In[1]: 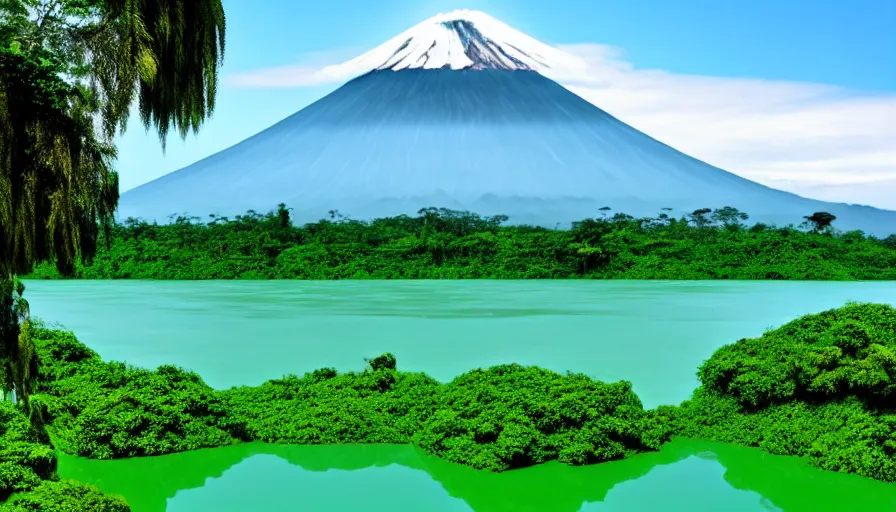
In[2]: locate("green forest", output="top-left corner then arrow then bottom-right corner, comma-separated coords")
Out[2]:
25,206 -> 896,280
3,303 -> 895,510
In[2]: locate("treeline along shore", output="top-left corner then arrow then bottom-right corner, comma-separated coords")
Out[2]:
2,303 -> 895,510
24,205 -> 896,280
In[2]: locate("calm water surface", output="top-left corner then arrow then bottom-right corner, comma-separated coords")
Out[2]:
56,438 -> 896,512
23,280 -> 896,407
29,280 -> 896,511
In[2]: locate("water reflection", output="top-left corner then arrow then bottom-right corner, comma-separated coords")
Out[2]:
56,438 -> 896,512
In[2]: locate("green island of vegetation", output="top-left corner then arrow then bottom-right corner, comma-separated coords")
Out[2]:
2,302 -> 894,510
22,206 -> 896,281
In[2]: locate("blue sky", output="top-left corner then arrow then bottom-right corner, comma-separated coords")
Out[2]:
115,0 -> 896,206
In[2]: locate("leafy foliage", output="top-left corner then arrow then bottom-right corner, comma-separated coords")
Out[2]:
31,327 -> 238,459
27,206 -> 896,280
0,480 -> 129,512
415,365 -> 676,471
0,352 -> 127,510
0,400 -> 53,501
28,325 -> 668,472
698,303 -> 896,407
679,303 -> 896,483
222,362 -> 441,446
0,279 -> 36,410
0,44 -> 119,278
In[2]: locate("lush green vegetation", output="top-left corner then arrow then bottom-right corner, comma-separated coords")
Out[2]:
1,302 -> 894,509
30,326 -> 673,471
25,206 -> 896,280
678,302 -> 896,482
0,400 -> 128,511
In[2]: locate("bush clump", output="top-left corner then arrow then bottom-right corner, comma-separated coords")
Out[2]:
0,480 -> 130,512
0,401 -> 55,501
221,358 -> 442,445
414,365 -> 677,471
698,302 -> 896,407
32,327 -> 240,459
25,328 -> 675,471
679,302 -> 896,482
0,400 -> 129,510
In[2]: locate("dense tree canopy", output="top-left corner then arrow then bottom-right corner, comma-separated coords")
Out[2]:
27,205 -> 896,280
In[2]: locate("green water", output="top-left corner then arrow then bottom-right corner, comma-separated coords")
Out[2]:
23,280 -> 896,407
56,438 -> 896,512
26,280 -> 896,510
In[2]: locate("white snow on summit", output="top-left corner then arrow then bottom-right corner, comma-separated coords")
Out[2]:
319,10 -> 587,77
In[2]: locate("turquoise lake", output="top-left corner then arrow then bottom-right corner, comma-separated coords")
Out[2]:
18,280 -> 896,511
23,280 -> 896,407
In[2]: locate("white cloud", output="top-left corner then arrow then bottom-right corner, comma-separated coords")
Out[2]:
224,42 -> 896,208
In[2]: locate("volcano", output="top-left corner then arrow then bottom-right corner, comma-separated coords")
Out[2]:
118,10 -> 896,235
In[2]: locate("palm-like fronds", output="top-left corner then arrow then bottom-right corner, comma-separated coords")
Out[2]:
83,0 -> 227,145
0,47 -> 119,278
0,0 -> 226,405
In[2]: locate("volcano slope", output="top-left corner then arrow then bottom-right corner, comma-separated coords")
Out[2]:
118,20 -> 896,236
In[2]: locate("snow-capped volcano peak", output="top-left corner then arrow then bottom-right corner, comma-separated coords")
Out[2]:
319,10 -> 587,77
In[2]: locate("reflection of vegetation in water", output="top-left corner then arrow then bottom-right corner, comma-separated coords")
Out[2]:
3,303 -> 896,510
25,206 -> 896,281
696,438 -> 896,512
55,438 -> 896,512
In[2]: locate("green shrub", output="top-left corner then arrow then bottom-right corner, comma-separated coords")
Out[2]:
0,402 -> 55,501
222,364 -> 441,445
33,328 -> 239,459
1,480 -> 129,512
414,365 -> 677,471
682,303 -> 896,482
698,302 -> 896,407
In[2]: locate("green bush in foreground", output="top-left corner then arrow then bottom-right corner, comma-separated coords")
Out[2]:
33,330 -> 238,459
415,365 -> 676,471
221,365 -> 442,445
0,401 -> 55,501
0,400 -> 128,510
0,480 -> 129,512
2,302 -> 896,509
679,302 -> 896,482
31,326 -> 668,468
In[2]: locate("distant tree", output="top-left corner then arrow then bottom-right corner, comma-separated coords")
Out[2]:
801,212 -> 837,233
599,206 -> 612,219
688,208 -> 713,228
486,214 -> 509,230
276,203 -> 292,228
711,206 -> 749,228
610,213 -> 634,223
653,212 -> 671,227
